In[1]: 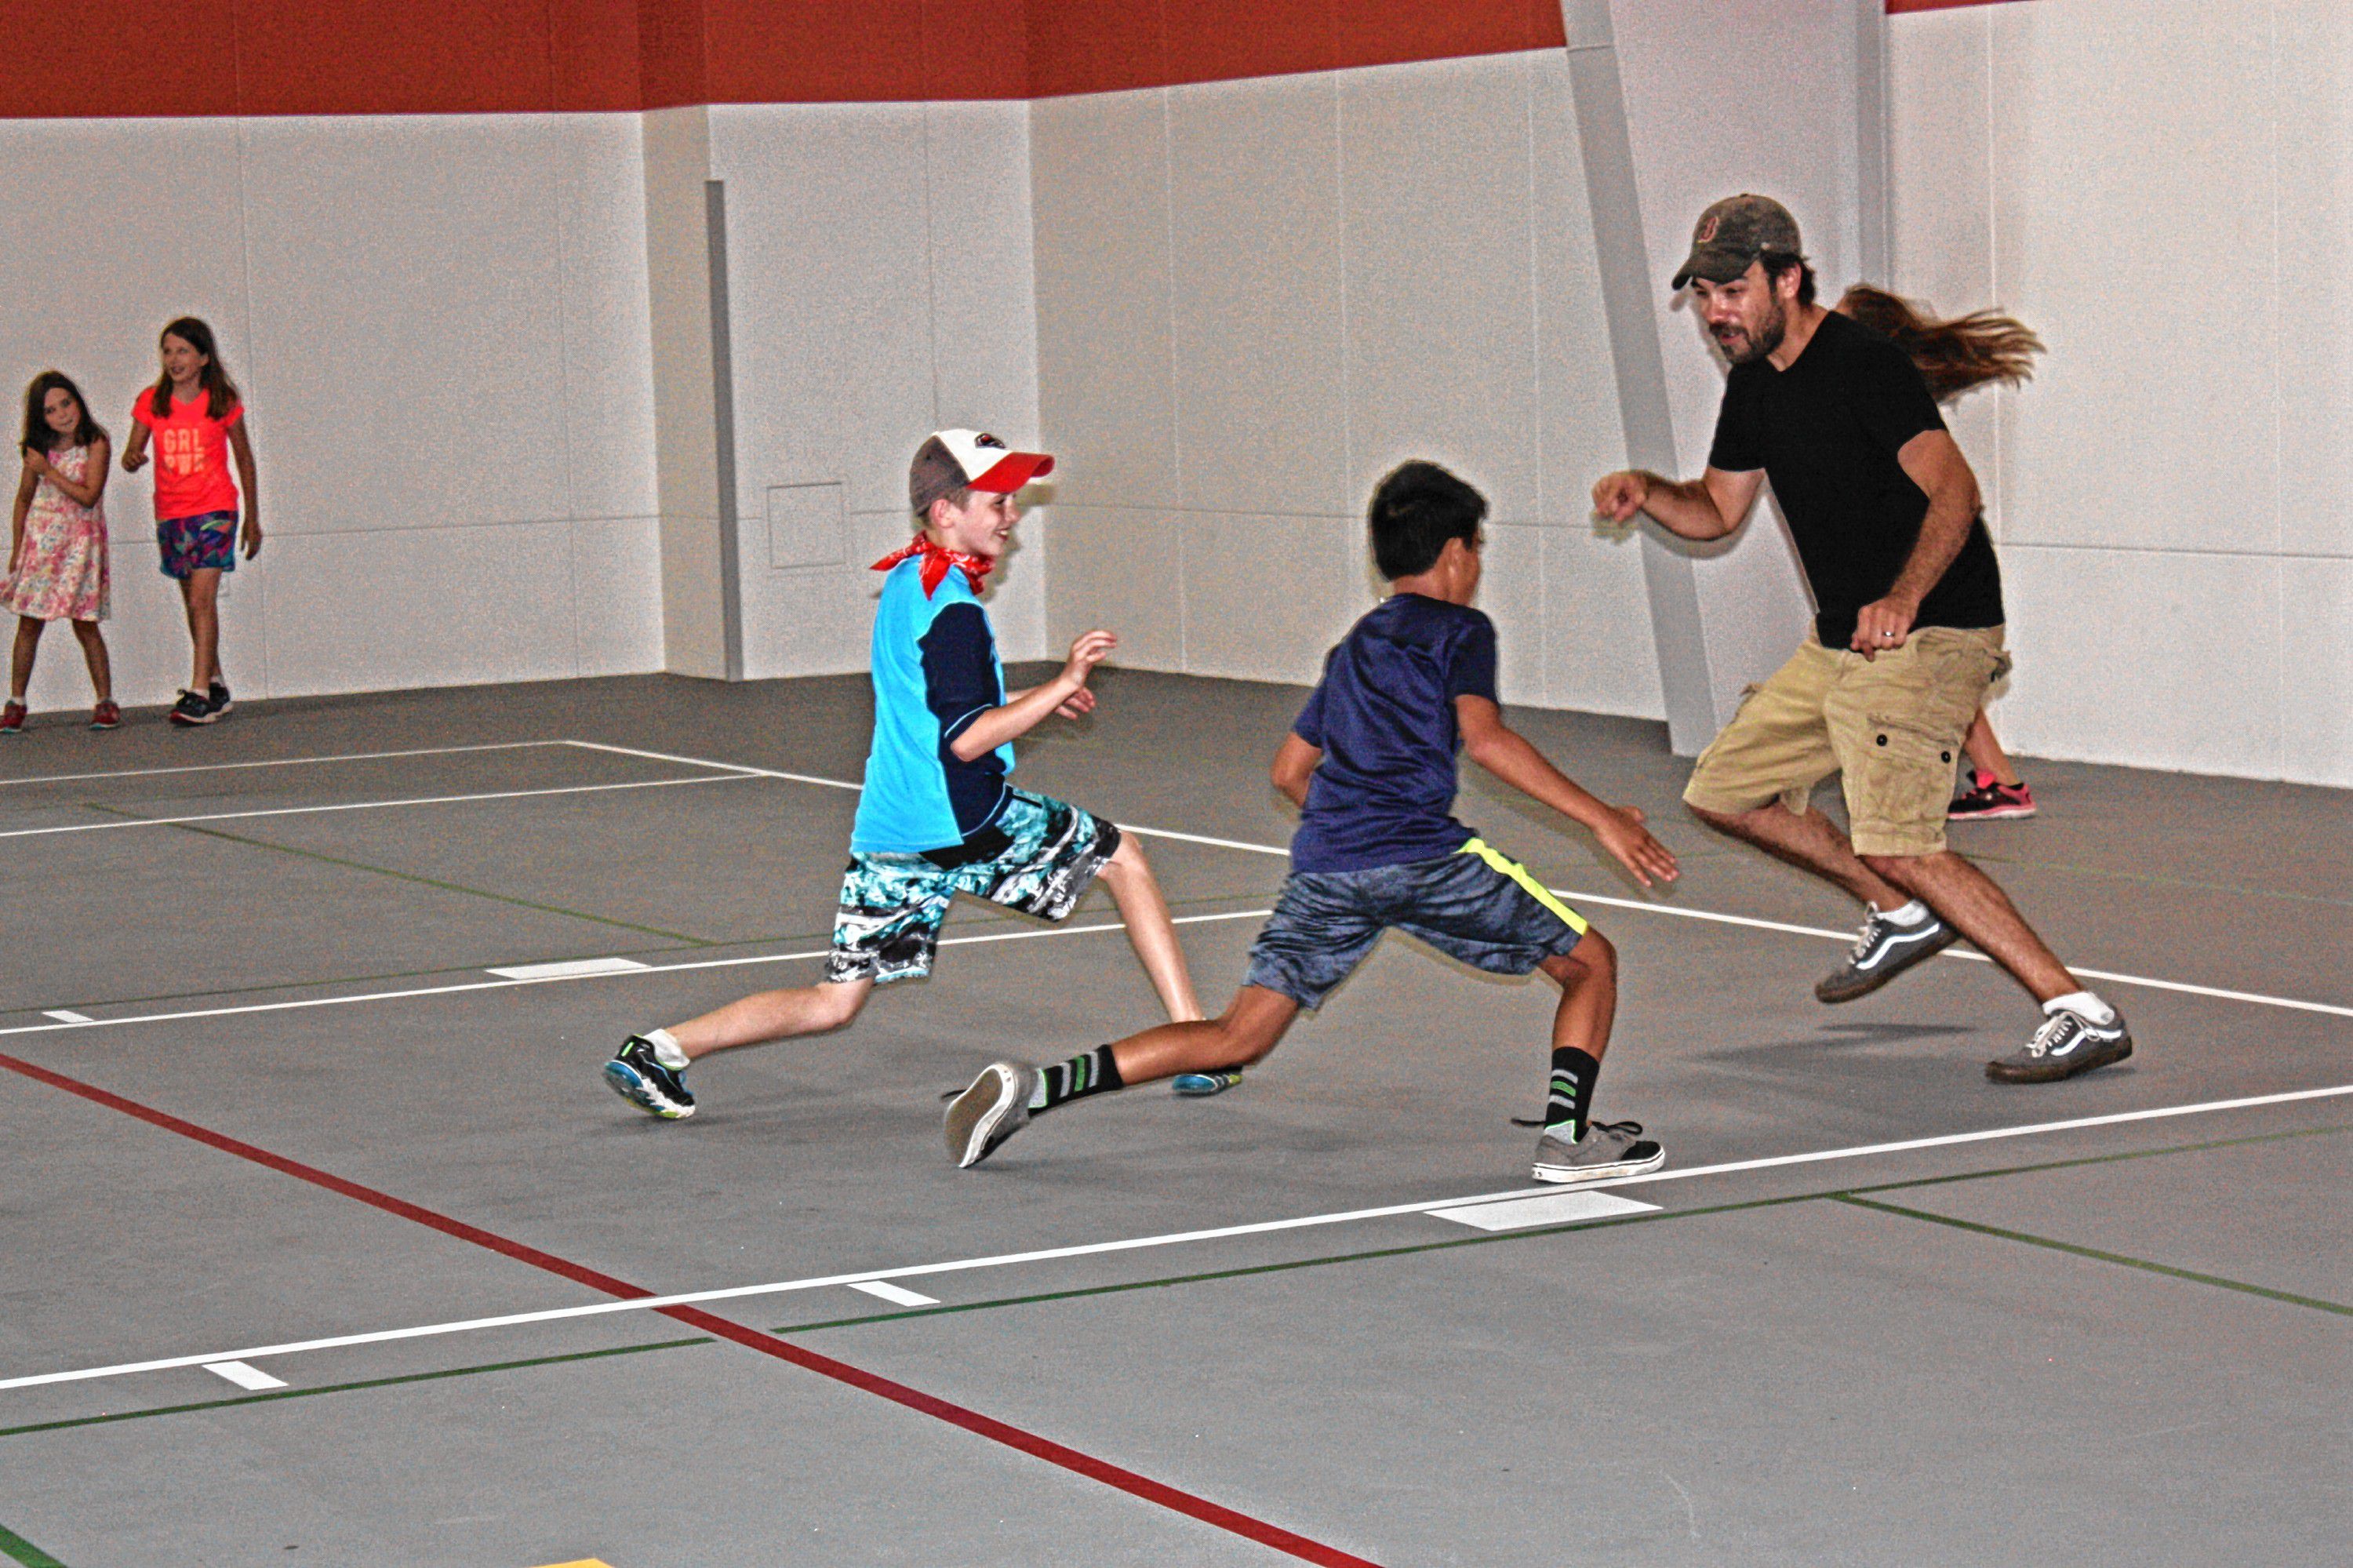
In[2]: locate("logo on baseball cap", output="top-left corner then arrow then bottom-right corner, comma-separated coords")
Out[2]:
1671,195 -> 1804,289
909,429 -> 1055,515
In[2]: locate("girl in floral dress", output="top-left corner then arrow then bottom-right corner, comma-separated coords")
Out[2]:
3,371 -> 115,732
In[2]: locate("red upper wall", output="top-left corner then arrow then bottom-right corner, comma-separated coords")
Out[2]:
0,0 -> 2006,118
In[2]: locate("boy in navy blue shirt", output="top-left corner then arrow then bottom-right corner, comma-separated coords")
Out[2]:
948,461 -> 1680,1181
602,430 -> 1201,1120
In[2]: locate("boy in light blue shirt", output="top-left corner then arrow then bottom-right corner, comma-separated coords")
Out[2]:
603,430 -> 1201,1119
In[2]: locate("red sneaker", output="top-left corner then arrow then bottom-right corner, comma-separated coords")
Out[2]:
0,700 -> 24,735
1949,768 -> 2036,820
89,700 -> 121,730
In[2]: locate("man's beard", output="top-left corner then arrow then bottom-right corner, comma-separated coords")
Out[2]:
1717,297 -> 1787,366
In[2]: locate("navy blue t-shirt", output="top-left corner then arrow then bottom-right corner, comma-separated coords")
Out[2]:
1288,594 -> 1499,874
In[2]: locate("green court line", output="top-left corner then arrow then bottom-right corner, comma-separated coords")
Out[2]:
85,803 -> 714,945
1833,1195 -> 2353,1318
5,1123 -> 2338,1440
1962,849 -> 2353,910
0,1523 -> 66,1567
0,1338 -> 712,1440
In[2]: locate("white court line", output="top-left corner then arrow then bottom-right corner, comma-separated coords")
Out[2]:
202,1360 -> 287,1391
486,956 -> 652,981
0,772 -> 755,841
0,911 -> 1277,1041
566,740 -> 2353,1023
847,1280 -> 940,1308
41,1010 -> 91,1024
5,1080 -> 2346,1393
1431,1191 -> 1659,1231
0,740 -> 564,788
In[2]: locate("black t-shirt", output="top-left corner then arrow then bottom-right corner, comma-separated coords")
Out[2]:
1707,307 -> 2003,648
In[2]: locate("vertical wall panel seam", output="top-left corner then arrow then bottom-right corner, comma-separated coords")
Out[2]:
1523,54 -> 1547,701
2267,0 -> 2285,776
551,123 -> 586,675
922,104 -> 944,428
1333,73 -> 1353,528
1161,85 -> 1189,671
1984,9 -> 2003,548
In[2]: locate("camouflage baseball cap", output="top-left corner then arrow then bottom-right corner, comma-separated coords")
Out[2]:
1671,194 -> 1803,289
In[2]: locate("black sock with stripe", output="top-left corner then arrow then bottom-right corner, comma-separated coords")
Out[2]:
1544,1047 -> 1600,1142
1030,1045 -> 1125,1112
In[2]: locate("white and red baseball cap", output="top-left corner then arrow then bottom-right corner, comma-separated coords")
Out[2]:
909,429 -> 1055,513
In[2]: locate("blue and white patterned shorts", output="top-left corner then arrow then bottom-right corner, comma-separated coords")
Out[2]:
824,789 -> 1122,985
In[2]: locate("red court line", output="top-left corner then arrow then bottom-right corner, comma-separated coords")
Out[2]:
0,1050 -> 1379,1567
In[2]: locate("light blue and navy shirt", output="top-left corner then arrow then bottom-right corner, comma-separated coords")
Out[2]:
850,558 -> 1013,853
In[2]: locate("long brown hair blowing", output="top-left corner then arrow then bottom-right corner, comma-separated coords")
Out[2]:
20,370 -> 108,453
147,315 -> 241,421
1836,284 -> 2042,403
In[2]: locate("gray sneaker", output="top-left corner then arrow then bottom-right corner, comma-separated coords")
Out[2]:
1531,1119 -> 1665,1184
1815,908 -> 1960,1002
1986,1007 -> 2133,1083
946,1062 -> 1039,1168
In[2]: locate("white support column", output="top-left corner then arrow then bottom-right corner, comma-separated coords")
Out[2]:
1557,0 -> 1884,753
641,105 -> 742,680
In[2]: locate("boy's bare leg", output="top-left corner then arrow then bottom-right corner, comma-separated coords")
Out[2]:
1537,930 -> 1617,1060
1107,985 -> 1297,1084
1860,850 -> 2074,1002
667,977 -> 874,1060
1688,800 -> 1910,911
1094,834 -> 1204,1022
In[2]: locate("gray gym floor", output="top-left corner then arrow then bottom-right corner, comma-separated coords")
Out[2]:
1,669 -> 2345,1567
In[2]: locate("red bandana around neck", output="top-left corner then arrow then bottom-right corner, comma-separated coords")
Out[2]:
870,534 -> 994,598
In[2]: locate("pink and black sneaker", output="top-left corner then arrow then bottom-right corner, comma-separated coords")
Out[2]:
1949,768 -> 2035,820
0,700 -> 24,735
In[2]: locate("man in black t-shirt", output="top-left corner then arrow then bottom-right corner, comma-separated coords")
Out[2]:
1591,195 -> 2130,1084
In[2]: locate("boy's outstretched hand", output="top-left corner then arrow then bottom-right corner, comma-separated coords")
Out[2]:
1055,628 -> 1116,716
1591,803 -> 1679,890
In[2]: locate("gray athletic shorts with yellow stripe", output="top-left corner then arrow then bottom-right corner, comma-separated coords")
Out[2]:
1243,839 -> 1589,1010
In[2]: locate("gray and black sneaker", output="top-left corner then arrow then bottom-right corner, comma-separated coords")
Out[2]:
1531,1119 -> 1665,1184
946,1062 -> 1038,1168
206,681 -> 234,717
1815,908 -> 1960,1002
602,1035 -> 695,1119
1986,1008 -> 2133,1083
1172,1070 -> 1242,1097
167,689 -> 215,727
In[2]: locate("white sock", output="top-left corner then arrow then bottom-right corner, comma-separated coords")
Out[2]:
1879,899 -> 1932,926
646,1028 -> 690,1070
2043,991 -> 2116,1027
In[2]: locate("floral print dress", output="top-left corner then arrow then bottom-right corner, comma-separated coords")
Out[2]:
2,445 -> 108,621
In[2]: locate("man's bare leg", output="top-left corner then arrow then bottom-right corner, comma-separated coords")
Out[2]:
1860,850 -> 2074,1002
1688,800 -> 1910,911
1094,834 -> 1204,1022
666,977 -> 874,1060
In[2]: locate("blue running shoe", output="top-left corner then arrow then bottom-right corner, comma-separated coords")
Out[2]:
1172,1070 -> 1242,1097
603,1035 -> 695,1119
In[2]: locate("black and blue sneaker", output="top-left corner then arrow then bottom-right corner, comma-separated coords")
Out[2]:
603,1035 -> 694,1119
1172,1070 -> 1243,1097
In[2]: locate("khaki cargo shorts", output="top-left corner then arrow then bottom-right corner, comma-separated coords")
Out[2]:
1682,626 -> 2009,858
